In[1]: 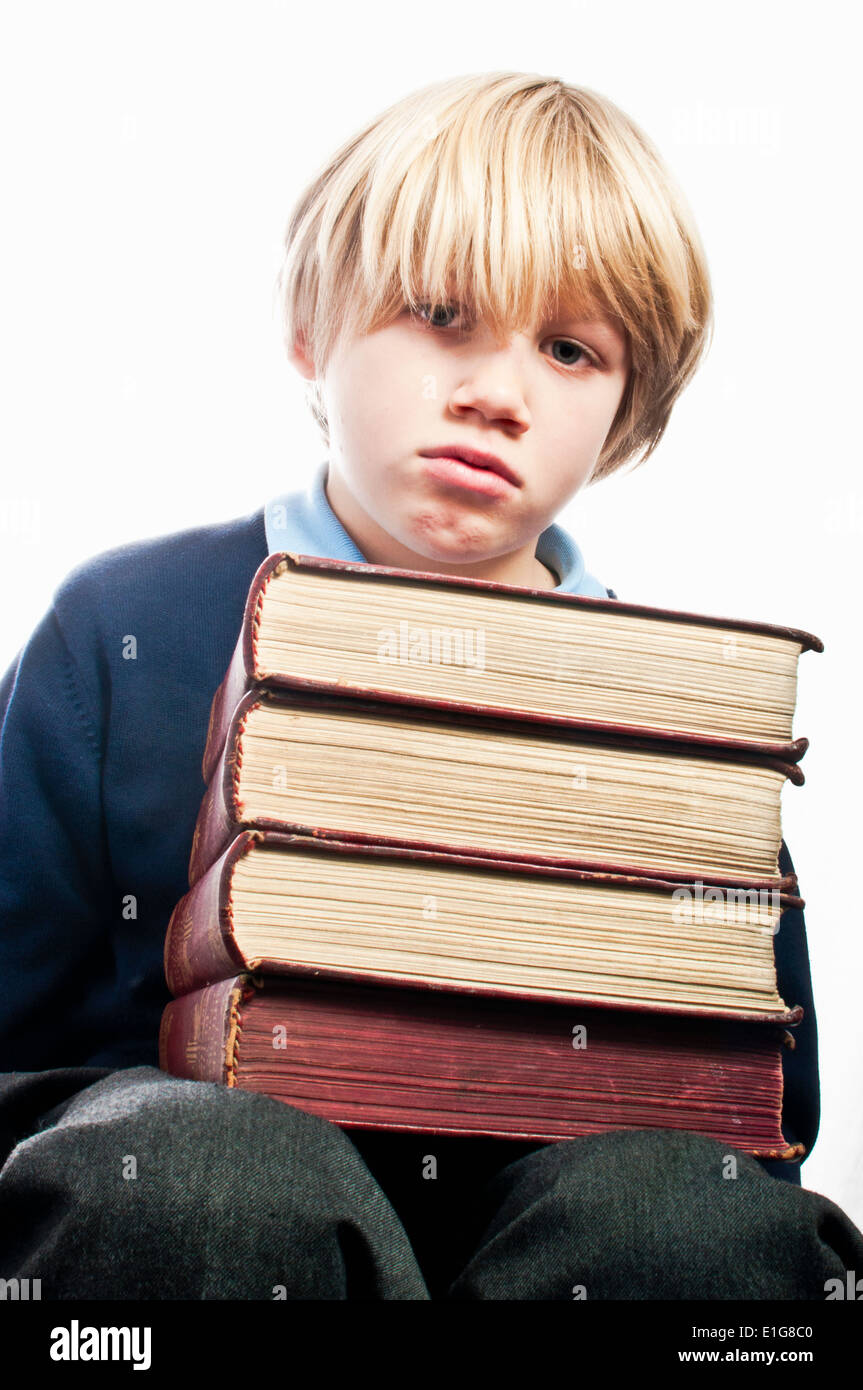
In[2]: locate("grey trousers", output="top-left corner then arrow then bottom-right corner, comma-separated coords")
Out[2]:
1,1065 -> 861,1300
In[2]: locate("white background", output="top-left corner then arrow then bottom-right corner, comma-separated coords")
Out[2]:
1,2 -> 860,1230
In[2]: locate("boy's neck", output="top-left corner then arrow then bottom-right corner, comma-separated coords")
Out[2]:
324,467 -> 559,592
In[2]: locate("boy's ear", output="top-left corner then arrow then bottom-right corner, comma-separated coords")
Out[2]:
288,333 -> 316,381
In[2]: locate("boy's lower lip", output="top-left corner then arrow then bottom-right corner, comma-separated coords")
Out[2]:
419,454 -> 518,497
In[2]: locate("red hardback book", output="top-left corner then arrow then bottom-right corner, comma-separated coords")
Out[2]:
158,971 -> 804,1159
168,828 -> 804,1024
188,686 -> 803,891
202,552 -> 822,785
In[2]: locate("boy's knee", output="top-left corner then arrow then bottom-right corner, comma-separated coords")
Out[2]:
449,1129 -> 863,1300
2,1066 -> 422,1298
23,1065 -> 383,1216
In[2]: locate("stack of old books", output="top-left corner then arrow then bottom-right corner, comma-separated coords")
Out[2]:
158,552 -> 822,1163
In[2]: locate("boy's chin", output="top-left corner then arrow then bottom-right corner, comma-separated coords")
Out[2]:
401,541 -> 512,572
401,515 -> 517,565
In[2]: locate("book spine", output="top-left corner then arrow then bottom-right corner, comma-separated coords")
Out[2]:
159,975 -> 248,1084
201,637 -> 247,787
189,719 -> 251,887
201,554 -> 283,785
165,839 -> 251,997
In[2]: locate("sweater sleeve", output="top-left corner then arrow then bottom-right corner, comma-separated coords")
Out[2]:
751,838 -> 820,1186
775,839 -> 820,1152
0,598 -> 117,1070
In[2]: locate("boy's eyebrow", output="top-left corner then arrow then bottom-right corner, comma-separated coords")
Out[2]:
557,312 -> 628,352
550,302 -> 615,330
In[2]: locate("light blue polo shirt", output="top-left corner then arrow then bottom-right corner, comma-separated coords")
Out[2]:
264,460 -> 612,597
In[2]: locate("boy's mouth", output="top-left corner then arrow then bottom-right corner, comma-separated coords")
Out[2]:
418,445 -> 522,488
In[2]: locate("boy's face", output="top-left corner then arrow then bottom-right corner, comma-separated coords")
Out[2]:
291,295 -> 630,584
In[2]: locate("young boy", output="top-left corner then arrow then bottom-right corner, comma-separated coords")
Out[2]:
0,71 -> 861,1301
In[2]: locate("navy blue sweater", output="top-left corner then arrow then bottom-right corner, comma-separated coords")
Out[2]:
0,496 -> 819,1183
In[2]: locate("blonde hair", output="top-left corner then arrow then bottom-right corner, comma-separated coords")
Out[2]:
276,72 -> 713,481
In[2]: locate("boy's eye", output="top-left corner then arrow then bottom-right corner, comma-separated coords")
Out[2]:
411,302 -> 598,370
549,339 -> 596,370
414,302 -> 464,330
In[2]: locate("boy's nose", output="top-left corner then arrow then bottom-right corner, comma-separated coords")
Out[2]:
448,340 -> 532,428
